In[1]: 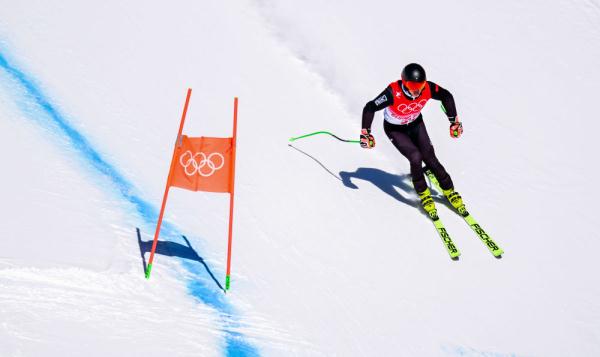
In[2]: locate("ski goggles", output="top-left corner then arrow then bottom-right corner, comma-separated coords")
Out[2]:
403,80 -> 426,92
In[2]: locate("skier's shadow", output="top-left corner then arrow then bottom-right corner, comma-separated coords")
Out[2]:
136,228 -> 225,292
287,144 -> 418,210
339,168 -> 419,209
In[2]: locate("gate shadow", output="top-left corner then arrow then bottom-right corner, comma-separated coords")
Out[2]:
136,228 -> 225,292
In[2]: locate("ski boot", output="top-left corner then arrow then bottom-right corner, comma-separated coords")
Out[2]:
418,188 -> 439,220
443,188 -> 468,216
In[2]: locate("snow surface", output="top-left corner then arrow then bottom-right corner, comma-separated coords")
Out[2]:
1,0 -> 600,356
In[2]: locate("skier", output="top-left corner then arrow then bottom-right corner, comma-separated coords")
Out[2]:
360,63 -> 464,219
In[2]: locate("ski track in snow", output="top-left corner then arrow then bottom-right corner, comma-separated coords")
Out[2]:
252,0 -> 358,117
0,48 -> 260,357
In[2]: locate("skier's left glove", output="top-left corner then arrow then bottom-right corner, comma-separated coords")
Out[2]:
449,117 -> 463,138
360,128 -> 375,149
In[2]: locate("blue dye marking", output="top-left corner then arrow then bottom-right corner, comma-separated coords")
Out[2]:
0,49 -> 259,356
443,345 -> 524,357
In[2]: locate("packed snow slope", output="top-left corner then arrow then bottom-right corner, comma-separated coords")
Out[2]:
1,0 -> 599,356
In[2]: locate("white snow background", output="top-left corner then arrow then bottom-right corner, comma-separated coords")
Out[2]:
0,0 -> 599,356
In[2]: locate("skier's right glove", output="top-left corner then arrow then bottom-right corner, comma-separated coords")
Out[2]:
360,128 -> 375,149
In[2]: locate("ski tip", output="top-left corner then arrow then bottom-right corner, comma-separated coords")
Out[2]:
451,256 -> 460,261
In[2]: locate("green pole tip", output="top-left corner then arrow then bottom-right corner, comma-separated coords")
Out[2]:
225,275 -> 231,291
145,263 -> 153,279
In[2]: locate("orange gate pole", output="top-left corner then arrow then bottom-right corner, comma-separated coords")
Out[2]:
225,97 -> 238,291
146,88 -> 192,279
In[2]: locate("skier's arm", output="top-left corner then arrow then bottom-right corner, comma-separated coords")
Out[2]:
429,81 -> 458,123
362,86 -> 393,131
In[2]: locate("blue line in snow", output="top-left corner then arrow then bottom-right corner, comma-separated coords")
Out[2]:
0,49 -> 259,357
443,345 -> 524,357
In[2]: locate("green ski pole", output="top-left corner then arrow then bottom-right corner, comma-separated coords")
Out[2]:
289,131 -> 360,143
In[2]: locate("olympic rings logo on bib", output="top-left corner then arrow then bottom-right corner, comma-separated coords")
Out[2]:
397,99 -> 428,115
179,150 -> 225,177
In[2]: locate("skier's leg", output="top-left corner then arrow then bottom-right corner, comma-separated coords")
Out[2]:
384,122 -> 436,216
384,122 -> 427,193
414,121 -> 466,212
413,120 -> 454,191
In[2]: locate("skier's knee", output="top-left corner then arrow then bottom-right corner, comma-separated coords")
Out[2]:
408,151 -> 423,165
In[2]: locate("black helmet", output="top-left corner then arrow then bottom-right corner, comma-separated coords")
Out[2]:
401,63 -> 426,83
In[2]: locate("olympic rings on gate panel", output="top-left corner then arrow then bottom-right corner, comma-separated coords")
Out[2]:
179,150 -> 225,177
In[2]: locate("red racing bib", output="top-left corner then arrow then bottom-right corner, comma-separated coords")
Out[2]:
383,81 -> 432,125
